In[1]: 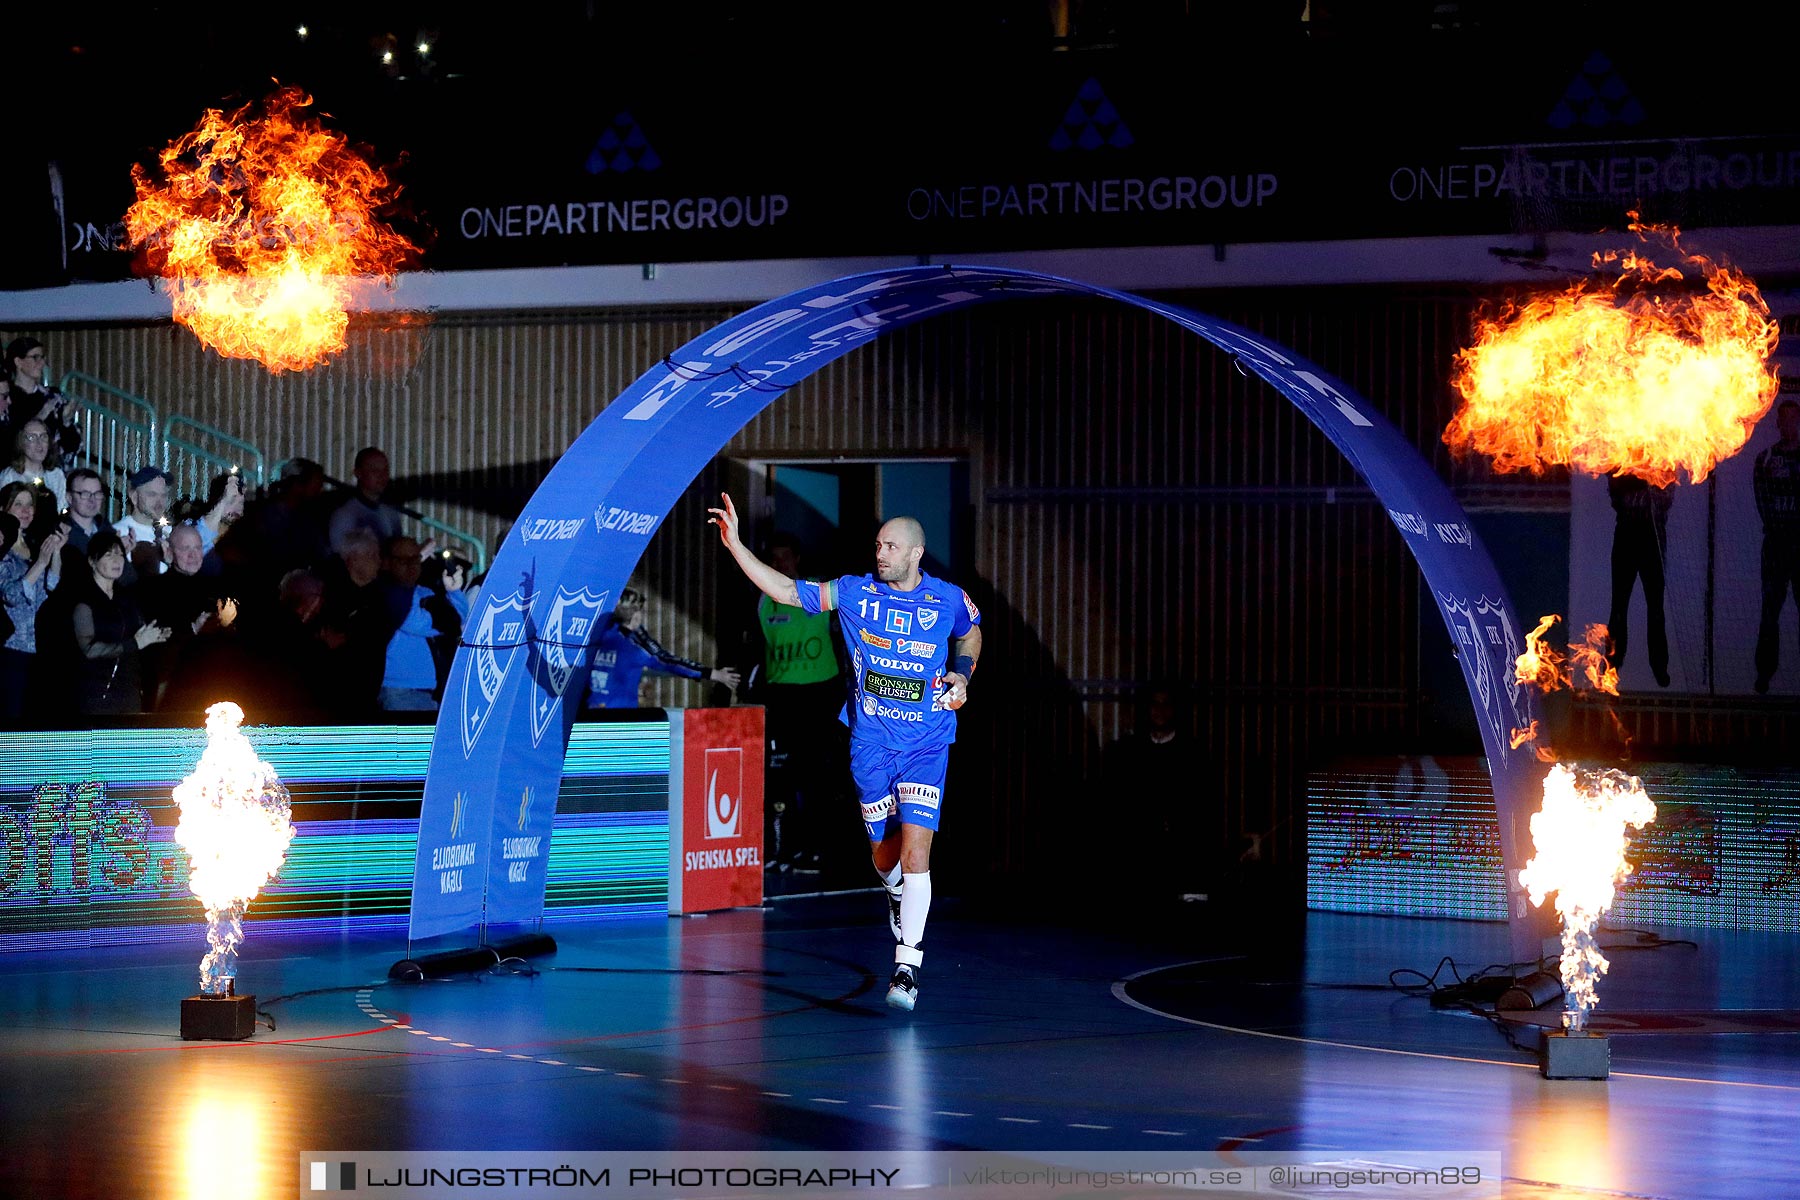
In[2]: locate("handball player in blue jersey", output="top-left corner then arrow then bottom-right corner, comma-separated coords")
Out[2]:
709,493 -> 981,1011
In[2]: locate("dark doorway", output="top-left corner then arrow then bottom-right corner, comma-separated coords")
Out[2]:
752,458 -> 971,583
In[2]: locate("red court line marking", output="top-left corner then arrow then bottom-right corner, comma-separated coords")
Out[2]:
1217,1125 -> 1300,1157
38,1025 -> 398,1056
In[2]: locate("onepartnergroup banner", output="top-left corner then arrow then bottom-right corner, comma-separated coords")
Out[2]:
301,1150 -> 1503,1198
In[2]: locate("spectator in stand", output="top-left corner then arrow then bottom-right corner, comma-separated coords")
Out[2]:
328,446 -> 406,555
114,465 -> 173,576
418,551 -> 471,696
317,527 -> 397,717
238,568 -> 334,722
187,470 -> 246,557
1,485 -> 68,723
0,515 -> 15,652
3,338 -> 81,464
141,523 -> 238,711
378,534 -> 469,711
231,458 -> 324,612
0,419 -> 66,511
240,457 -> 331,587
69,531 -> 170,716
58,467 -> 106,557
0,375 -> 12,443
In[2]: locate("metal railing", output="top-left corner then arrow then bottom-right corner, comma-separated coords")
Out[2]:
57,372 -> 159,522
163,415 -> 266,506
283,465 -> 492,575
57,371 -> 488,568
415,512 -> 490,574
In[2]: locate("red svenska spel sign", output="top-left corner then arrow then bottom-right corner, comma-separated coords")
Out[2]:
669,707 -> 764,914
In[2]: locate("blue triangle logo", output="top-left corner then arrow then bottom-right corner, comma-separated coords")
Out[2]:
1049,78 -> 1133,152
586,112 -> 661,174
1546,52 -> 1644,130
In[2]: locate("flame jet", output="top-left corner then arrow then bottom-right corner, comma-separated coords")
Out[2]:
174,702 -> 295,995
1519,764 -> 1657,1033
126,85 -> 419,373
1445,216 -> 1779,487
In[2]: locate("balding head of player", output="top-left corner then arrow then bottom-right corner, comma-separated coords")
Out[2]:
875,517 -> 926,587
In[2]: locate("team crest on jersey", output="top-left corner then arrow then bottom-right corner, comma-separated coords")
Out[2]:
918,608 -> 939,631
529,586 -> 610,747
862,694 -> 878,716
461,589 -> 532,757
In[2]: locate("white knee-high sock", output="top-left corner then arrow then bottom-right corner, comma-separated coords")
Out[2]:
900,871 -> 931,948
878,860 -> 903,897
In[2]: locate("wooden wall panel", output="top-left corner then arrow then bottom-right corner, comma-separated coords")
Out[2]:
15,286 -> 1501,882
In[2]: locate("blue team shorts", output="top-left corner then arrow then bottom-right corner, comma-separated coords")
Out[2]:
849,740 -> 950,841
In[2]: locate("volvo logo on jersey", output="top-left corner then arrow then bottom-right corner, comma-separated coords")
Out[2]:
670,708 -> 765,914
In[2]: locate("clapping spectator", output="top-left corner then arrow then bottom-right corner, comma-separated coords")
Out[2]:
0,420 -> 65,511
69,531 -> 168,715
114,465 -> 172,576
1,487 -> 68,723
142,523 -> 237,710
3,338 -> 81,463
58,468 -> 106,555
0,514 -> 16,651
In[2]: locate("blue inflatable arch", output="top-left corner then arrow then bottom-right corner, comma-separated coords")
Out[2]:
408,265 -> 1550,959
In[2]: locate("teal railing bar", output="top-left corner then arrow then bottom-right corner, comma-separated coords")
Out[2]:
57,372 -> 160,521
164,414 -> 267,490
415,512 -> 489,575
58,372 -> 159,442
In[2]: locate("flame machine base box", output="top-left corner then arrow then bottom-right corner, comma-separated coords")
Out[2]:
1540,1031 -> 1610,1080
180,993 -> 257,1041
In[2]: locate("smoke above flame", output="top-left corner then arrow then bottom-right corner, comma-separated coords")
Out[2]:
1444,216 -> 1780,487
1519,763 -> 1656,1032
174,702 -> 295,994
126,85 -> 419,374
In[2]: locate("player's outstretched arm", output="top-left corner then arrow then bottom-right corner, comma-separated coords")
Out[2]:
705,492 -> 819,609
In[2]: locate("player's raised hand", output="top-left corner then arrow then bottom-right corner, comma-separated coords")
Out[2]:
706,492 -> 741,549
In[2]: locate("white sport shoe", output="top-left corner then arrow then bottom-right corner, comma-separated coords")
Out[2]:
886,963 -> 918,1011
886,888 -> 903,941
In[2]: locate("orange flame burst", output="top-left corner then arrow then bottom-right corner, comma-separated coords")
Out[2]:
1512,614 -> 1629,759
1445,217 -> 1780,487
126,86 -> 419,373
1515,613 -> 1618,697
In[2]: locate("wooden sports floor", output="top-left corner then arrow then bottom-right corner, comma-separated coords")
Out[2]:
2,887 -> 1794,1199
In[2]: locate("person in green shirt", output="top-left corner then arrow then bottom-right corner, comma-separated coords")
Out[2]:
747,532 -> 847,874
